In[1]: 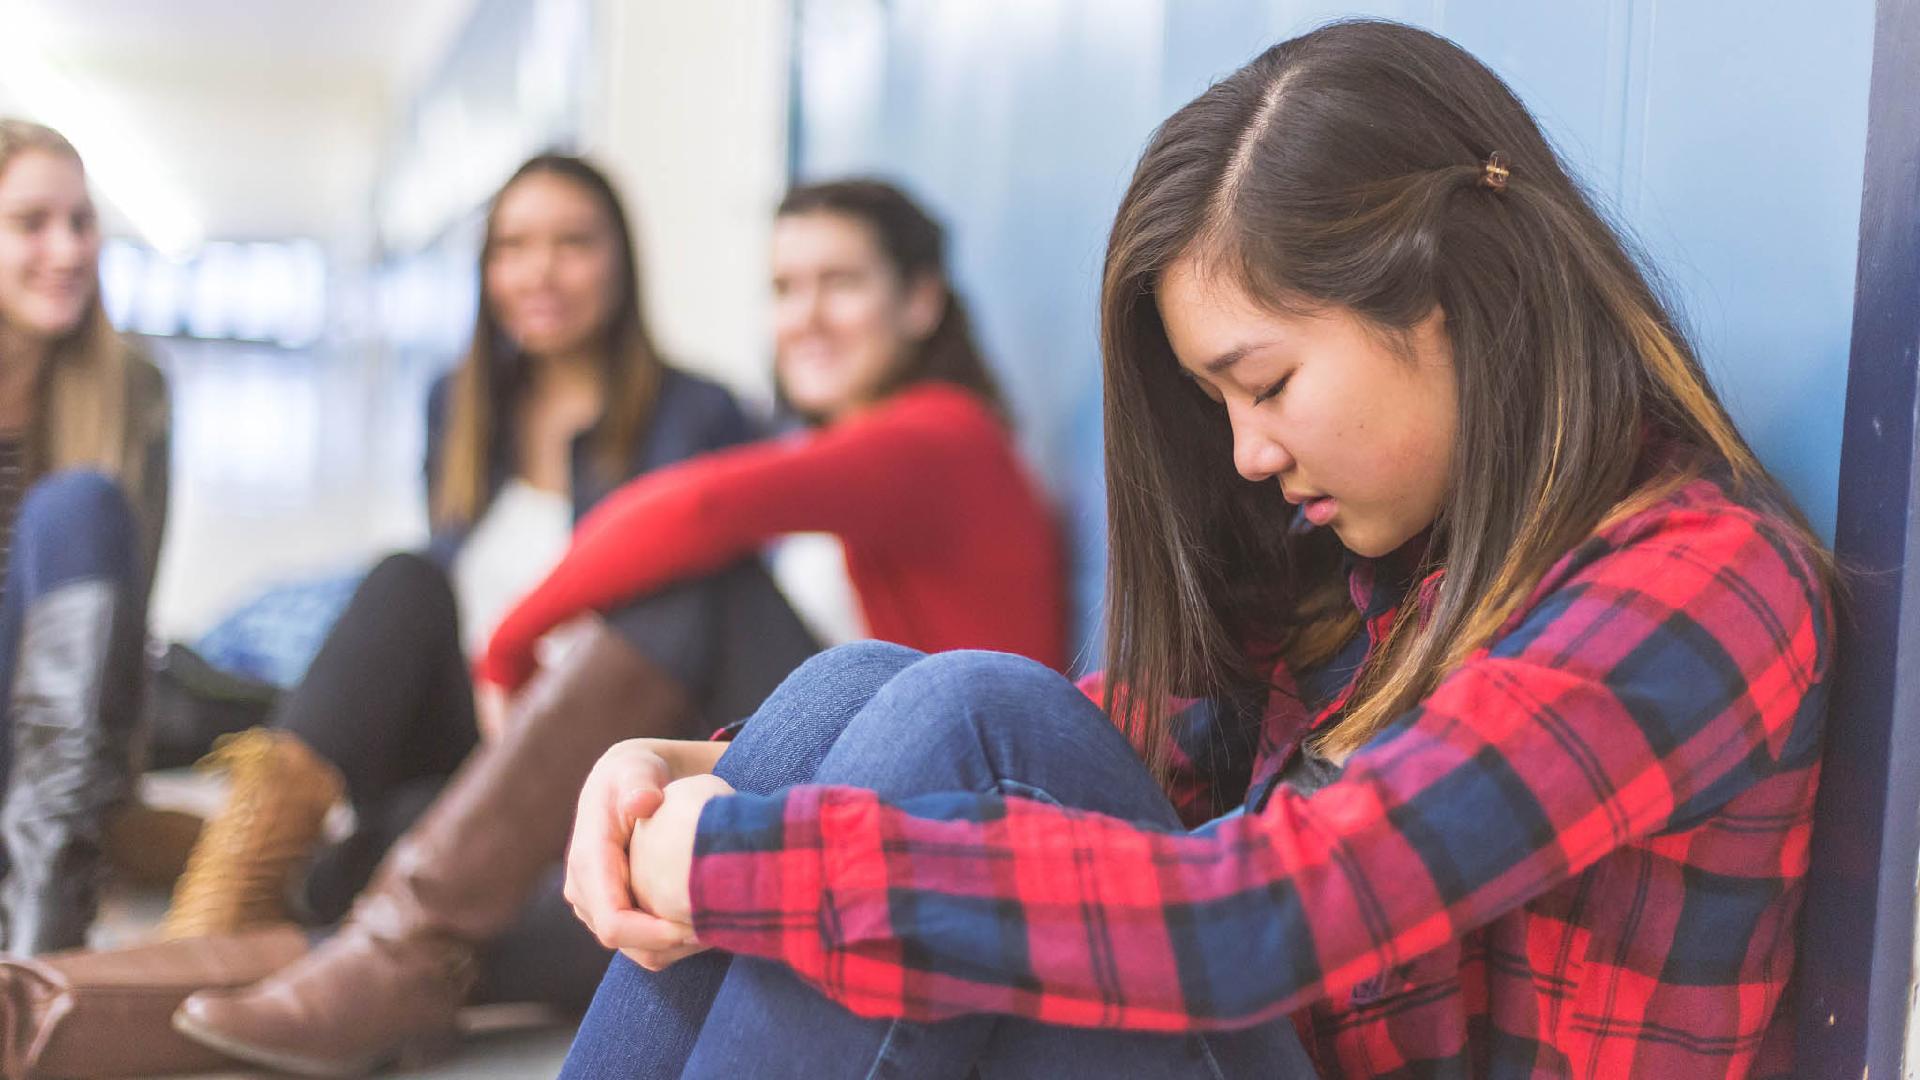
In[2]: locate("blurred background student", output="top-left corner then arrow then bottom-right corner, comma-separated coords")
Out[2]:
157,152 -> 757,942
11,177 -> 1067,1080
0,119 -> 168,956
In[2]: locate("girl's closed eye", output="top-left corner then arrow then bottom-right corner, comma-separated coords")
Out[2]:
1252,374 -> 1291,405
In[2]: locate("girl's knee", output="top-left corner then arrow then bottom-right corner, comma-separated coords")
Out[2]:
782,640 -> 925,694
720,642 -> 928,786
363,551 -> 452,605
18,470 -> 134,537
14,472 -> 140,578
882,649 -> 1068,707
818,650 -> 1142,805
350,552 -> 459,634
866,650 -> 1090,742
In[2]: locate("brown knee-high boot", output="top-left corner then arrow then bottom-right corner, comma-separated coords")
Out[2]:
171,624 -> 696,1078
0,926 -> 309,1079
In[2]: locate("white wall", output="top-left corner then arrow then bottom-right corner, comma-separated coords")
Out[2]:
583,0 -> 792,404
581,1 -> 869,645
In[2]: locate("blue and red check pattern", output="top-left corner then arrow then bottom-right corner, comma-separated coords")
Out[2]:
690,475 -> 1830,1078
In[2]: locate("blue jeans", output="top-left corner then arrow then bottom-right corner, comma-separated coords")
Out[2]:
560,643 -> 1316,1079
0,471 -> 146,733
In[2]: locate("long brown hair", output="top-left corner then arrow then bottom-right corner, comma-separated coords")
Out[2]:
776,179 -> 1008,422
1100,20 -> 1833,766
0,119 -> 151,498
434,154 -> 666,526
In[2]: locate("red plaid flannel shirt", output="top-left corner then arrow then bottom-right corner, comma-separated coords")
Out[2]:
689,474 -> 1831,1078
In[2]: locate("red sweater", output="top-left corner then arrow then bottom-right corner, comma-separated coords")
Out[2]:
476,383 -> 1066,690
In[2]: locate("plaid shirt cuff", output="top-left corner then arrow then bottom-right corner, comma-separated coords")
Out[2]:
690,787 -> 851,998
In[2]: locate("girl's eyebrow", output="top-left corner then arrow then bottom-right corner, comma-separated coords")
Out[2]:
1204,340 -> 1278,375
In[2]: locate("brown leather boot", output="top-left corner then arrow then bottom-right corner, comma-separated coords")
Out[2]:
160,728 -> 344,940
0,925 -> 307,1079
172,624 -> 694,1078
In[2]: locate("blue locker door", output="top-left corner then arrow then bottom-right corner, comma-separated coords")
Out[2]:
790,2 -> 1902,1072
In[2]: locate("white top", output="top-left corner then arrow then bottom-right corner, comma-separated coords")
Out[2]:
451,481 -> 867,671
450,479 -> 575,658
769,532 -> 867,647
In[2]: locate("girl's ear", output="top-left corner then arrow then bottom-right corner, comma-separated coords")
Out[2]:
903,273 -> 946,342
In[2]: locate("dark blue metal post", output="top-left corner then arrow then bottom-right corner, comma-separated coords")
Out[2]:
1795,0 -> 1920,1074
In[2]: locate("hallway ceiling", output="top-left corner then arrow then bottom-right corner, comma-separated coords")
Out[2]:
0,0 -> 476,247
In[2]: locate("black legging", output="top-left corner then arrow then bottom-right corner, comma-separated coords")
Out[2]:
275,550 -> 821,1010
276,552 -> 477,814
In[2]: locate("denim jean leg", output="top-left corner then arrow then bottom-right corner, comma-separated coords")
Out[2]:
684,651 -> 1312,1079
712,640 -> 926,798
560,641 -> 926,1080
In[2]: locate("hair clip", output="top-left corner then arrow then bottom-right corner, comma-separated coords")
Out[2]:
1480,151 -> 1510,193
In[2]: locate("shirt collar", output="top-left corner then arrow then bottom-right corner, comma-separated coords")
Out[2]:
1341,529 -> 1436,620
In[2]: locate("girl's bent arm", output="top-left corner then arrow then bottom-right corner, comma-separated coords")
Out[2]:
476,387 -> 989,690
686,498 -> 1830,1031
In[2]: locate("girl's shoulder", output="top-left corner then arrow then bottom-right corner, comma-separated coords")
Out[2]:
1599,471 -> 1810,560
655,364 -> 740,412
1535,469 -> 1832,632
118,336 -> 169,428
119,336 -> 166,391
651,364 -> 755,451
868,381 -> 1005,440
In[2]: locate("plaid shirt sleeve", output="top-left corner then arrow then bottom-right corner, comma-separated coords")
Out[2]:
688,498 -> 1829,1031
1071,672 -> 1259,828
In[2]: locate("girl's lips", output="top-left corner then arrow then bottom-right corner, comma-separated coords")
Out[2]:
510,302 -> 571,324
1302,495 -> 1339,526
783,341 -> 839,366
29,277 -> 88,295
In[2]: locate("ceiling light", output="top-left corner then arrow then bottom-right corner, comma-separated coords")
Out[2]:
0,2 -> 206,256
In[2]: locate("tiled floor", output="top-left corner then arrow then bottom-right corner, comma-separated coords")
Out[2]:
117,336 -> 576,1077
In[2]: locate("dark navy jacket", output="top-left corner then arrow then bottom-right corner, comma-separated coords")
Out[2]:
421,366 -> 753,566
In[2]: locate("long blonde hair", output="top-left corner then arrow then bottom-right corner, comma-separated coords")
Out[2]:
0,118 -> 147,497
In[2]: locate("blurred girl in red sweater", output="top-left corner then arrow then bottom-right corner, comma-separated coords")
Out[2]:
8,179 -> 1066,1080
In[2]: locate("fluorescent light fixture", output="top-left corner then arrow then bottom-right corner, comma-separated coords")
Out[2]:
0,3 -> 205,256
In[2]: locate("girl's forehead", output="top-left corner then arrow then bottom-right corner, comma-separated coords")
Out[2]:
1159,263 -> 1329,349
0,150 -> 87,203
776,212 -> 886,252
495,176 -> 605,226
1158,259 -> 1255,324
